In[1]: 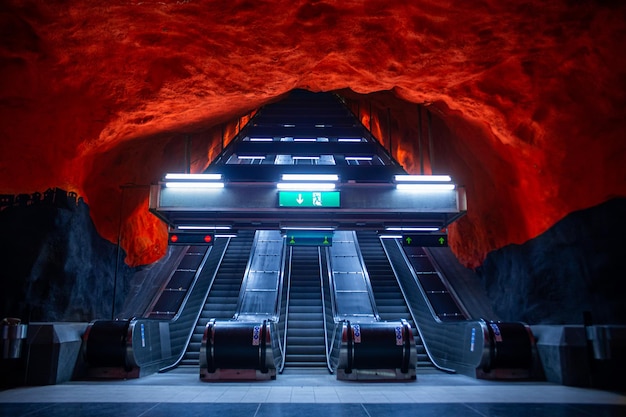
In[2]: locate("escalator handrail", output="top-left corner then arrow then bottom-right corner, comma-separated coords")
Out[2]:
317,246 -> 334,373
278,246 -> 294,373
351,231 -> 381,321
159,238 -> 231,372
381,238 -> 456,373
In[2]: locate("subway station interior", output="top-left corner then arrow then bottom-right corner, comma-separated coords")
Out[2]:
1,1 -> 626,416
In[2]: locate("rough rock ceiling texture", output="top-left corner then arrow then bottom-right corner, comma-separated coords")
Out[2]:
1,0 -> 625,268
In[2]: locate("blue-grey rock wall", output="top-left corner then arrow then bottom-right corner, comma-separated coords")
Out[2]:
477,198 -> 626,325
0,190 -> 134,322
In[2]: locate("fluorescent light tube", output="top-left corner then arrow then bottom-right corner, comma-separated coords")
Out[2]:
394,175 -> 452,182
281,174 -> 339,181
385,227 -> 441,232
396,183 -> 455,191
179,225 -> 232,230
165,173 -> 222,180
277,182 -> 336,190
165,182 -> 224,188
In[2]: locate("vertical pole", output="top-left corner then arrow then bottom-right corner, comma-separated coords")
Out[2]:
427,109 -> 434,173
418,105 -> 424,174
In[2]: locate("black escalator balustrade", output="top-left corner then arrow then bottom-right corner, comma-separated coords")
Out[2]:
181,230 -> 255,366
284,246 -> 327,368
356,231 -> 432,368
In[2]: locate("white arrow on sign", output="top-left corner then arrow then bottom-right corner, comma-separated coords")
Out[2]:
296,193 -> 304,204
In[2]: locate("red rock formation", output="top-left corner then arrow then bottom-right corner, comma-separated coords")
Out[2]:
1,0 -> 625,268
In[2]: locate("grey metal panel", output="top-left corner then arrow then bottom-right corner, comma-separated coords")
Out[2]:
156,184 -> 461,213
329,231 -> 378,321
236,230 -> 284,319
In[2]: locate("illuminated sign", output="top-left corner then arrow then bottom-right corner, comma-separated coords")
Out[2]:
402,234 -> 448,247
285,231 -> 333,246
168,233 -> 214,245
278,191 -> 340,208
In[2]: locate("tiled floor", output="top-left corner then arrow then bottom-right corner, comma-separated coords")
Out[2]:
1,368 -> 624,416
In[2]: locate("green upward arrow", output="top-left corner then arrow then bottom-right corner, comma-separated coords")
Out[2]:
290,236 -> 296,244
438,237 -> 445,245
323,236 -> 329,245
405,236 -> 412,245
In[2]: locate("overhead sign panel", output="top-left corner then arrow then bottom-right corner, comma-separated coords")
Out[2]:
168,232 -> 214,245
285,231 -> 333,246
278,191 -> 340,208
402,234 -> 448,247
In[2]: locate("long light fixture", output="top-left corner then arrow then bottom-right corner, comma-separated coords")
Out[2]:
346,156 -> 373,161
277,182 -> 336,190
164,173 -> 224,188
249,137 -> 273,142
379,234 -> 403,239
338,138 -> 362,142
394,175 -> 452,182
282,226 -> 336,231
396,183 -> 455,191
385,226 -> 441,232
281,174 -> 339,181
178,225 -> 232,230
277,173 -> 338,190
394,174 -> 455,192
165,182 -> 224,188
165,173 -> 222,180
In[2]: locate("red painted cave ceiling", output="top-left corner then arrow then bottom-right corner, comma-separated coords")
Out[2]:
1,0 -> 625,268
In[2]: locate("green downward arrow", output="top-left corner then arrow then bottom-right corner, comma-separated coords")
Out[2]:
405,237 -> 412,245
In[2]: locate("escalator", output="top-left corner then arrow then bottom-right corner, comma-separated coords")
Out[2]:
381,238 -> 535,378
180,230 -> 255,366
356,231 -> 432,368
283,246 -> 327,368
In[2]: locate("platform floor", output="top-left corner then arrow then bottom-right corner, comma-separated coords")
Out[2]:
1,368 -> 624,416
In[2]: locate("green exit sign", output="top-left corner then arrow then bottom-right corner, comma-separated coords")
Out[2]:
402,234 -> 448,247
278,191 -> 340,207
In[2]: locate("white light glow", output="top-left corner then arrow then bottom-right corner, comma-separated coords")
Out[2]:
294,138 -> 316,142
165,182 -> 224,188
282,227 -> 335,231
165,173 -> 222,180
238,155 -> 266,160
179,225 -> 232,230
277,182 -> 336,190
345,157 -> 373,161
249,137 -> 273,142
215,234 -> 239,238
292,156 -> 320,160
379,234 -> 403,239
396,183 -> 455,191
283,124 -> 296,128
281,174 -> 339,181
338,138 -> 362,142
394,175 -> 452,182
385,227 -> 441,232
